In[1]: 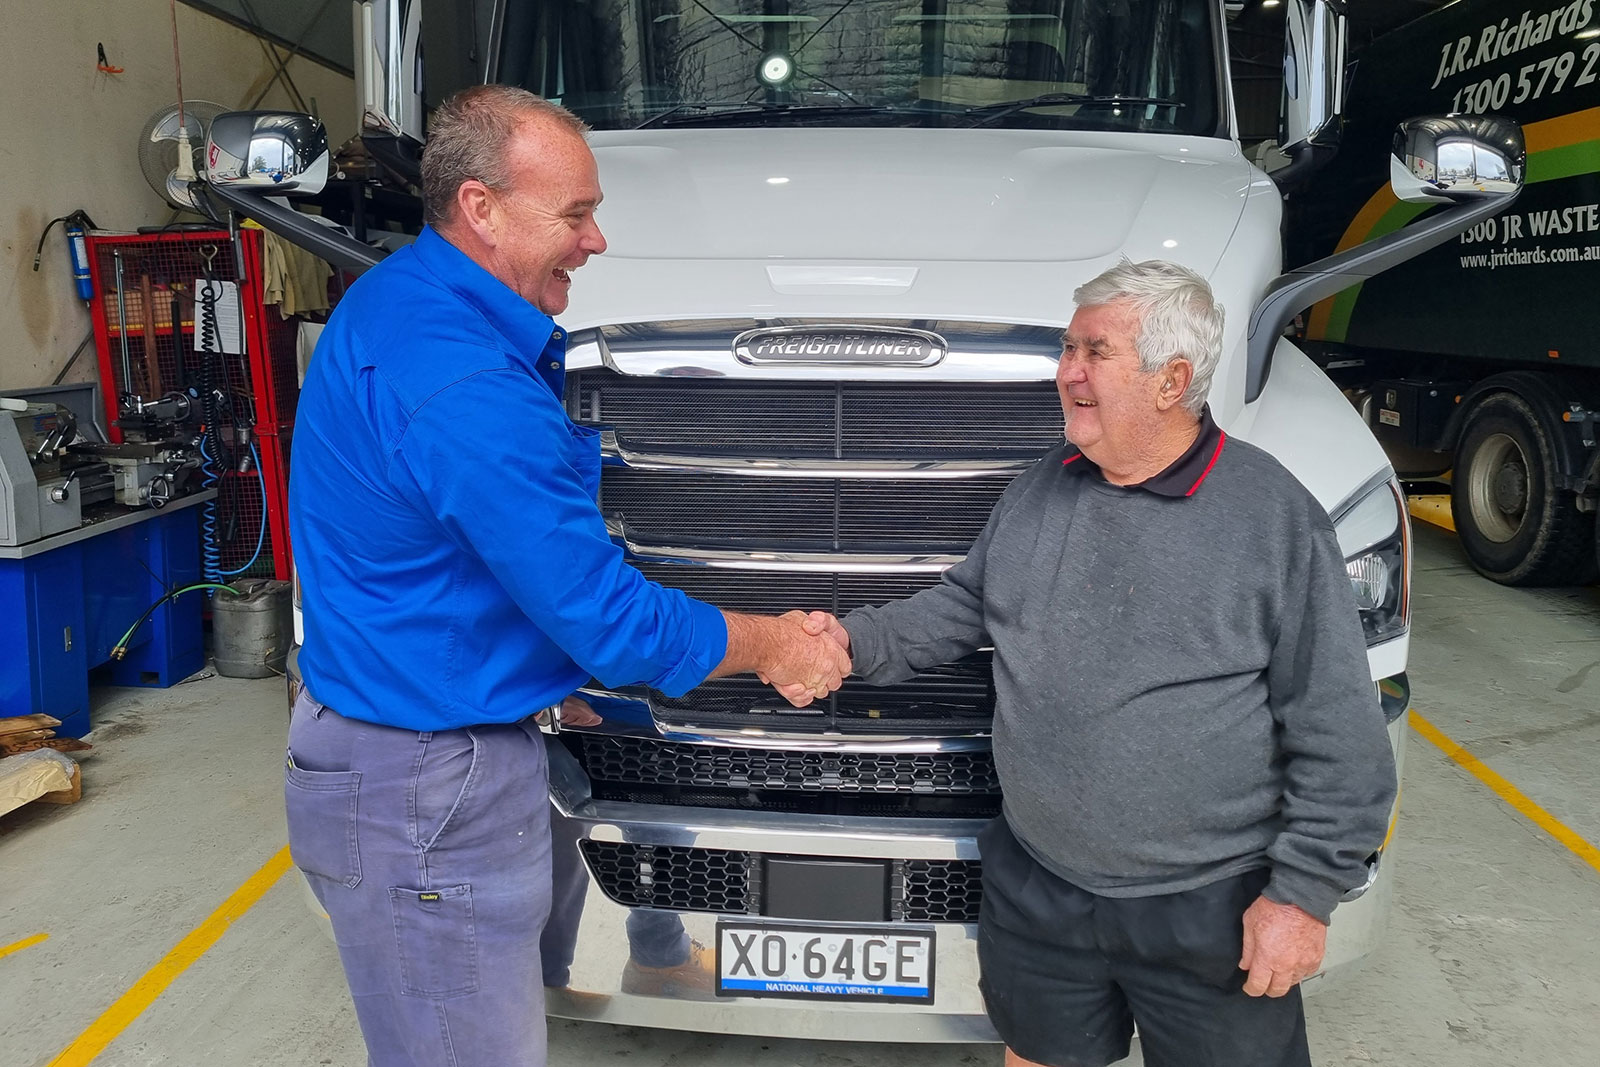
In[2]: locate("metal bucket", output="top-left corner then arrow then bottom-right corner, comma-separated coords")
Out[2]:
212,579 -> 292,679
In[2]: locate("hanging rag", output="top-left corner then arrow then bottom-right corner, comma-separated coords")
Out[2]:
255,224 -> 333,318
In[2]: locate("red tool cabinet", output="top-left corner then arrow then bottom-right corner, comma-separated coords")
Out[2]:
84,229 -> 302,581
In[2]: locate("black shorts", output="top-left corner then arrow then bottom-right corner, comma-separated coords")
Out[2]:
976,817 -> 1311,1067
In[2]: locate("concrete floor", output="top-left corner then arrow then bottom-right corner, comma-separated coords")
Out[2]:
3,523 -> 1598,1067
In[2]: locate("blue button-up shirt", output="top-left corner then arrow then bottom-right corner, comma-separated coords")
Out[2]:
290,227 -> 727,730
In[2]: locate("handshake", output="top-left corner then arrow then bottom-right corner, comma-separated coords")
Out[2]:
730,610 -> 853,708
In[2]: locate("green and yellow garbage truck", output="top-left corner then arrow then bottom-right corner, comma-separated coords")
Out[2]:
1292,0 -> 1600,585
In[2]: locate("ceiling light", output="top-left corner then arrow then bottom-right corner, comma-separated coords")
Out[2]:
759,52 -> 794,86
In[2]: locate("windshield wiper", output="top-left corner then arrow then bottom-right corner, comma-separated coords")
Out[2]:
636,102 -> 899,130
963,93 -> 1185,128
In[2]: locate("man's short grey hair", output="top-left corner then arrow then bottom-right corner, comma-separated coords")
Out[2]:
1072,260 -> 1226,415
420,85 -> 590,228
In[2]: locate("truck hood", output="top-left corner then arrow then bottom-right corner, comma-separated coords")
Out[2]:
565,128 -> 1254,328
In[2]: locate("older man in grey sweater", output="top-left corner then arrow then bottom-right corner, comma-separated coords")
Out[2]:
801,261 -> 1396,1067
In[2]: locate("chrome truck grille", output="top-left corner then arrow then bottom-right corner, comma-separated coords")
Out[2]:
650,659 -> 995,735
627,563 -> 947,615
602,470 -> 1017,550
563,320 -> 1063,808
568,376 -> 1064,458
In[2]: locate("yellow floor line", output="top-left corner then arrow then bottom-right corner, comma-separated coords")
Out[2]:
0,932 -> 49,959
1380,785 -> 1402,853
47,845 -> 293,1067
1407,494 -> 1456,533
1410,710 -> 1600,877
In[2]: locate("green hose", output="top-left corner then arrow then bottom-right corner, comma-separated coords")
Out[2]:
111,582 -> 240,660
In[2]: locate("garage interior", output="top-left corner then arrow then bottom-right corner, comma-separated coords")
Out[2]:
3,1 -> 1599,1066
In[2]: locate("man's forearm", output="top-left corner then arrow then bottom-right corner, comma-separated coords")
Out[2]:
712,611 -> 782,678
1265,524 -> 1399,922
842,584 -> 987,685
712,610 -> 851,706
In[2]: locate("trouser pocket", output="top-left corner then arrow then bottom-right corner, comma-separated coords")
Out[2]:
1113,868 -> 1271,989
284,760 -> 363,888
390,884 -> 480,998
977,817 -> 1053,940
412,729 -> 483,853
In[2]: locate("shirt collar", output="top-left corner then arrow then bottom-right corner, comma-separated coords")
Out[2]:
411,226 -> 562,368
1061,405 -> 1227,498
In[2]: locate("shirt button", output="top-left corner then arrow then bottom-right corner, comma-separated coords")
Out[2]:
552,330 -> 563,340
549,361 -> 560,370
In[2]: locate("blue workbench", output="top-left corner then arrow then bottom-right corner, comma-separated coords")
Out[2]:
0,491 -> 213,737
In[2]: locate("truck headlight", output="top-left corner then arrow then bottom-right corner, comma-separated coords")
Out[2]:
1334,479 -> 1411,646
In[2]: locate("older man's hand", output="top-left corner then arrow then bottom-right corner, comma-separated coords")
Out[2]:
763,611 -> 852,705
1239,895 -> 1327,997
756,611 -> 852,707
801,610 -> 851,651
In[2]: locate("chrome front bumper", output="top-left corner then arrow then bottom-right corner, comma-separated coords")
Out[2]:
541,732 -> 997,1041
539,703 -> 1409,1038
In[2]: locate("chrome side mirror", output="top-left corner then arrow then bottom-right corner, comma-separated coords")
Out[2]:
1281,0 -> 1346,153
205,111 -> 330,195
1389,115 -> 1526,204
1246,113 -> 1524,403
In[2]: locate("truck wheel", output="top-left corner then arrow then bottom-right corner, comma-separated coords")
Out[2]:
1451,393 -> 1598,586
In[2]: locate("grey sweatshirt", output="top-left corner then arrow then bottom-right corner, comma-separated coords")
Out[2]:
842,430 -> 1398,922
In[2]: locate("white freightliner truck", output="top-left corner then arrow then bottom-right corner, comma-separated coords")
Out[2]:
199,0 -> 1524,1041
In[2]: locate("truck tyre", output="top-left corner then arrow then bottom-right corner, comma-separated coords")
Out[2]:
1451,392 -> 1599,586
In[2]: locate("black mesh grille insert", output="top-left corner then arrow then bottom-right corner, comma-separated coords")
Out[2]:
603,470 -> 1017,549
901,860 -> 985,922
651,659 -> 994,735
570,735 -> 1001,795
623,560 -> 996,735
580,841 -> 750,912
631,563 -> 947,616
579,842 -> 983,923
569,372 -> 1062,458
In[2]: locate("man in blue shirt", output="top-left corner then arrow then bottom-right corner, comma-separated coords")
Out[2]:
285,86 -> 849,1067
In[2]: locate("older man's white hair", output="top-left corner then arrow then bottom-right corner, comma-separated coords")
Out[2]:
1072,260 -> 1226,415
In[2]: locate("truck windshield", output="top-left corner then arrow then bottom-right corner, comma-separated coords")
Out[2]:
496,0 -> 1220,135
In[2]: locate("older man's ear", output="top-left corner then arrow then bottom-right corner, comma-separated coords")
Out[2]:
1155,359 -> 1195,411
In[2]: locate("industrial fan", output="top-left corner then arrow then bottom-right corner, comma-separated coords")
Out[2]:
138,99 -> 227,212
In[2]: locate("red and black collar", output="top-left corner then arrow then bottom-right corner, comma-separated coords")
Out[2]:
1061,405 -> 1227,498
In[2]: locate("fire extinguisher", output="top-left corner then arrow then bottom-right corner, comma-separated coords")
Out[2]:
33,209 -> 99,302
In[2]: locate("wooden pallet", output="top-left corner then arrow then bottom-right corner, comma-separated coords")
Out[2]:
0,737 -> 93,757
0,714 -> 61,737
0,715 -> 93,758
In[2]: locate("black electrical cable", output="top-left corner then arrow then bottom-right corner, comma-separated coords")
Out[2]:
196,255 -> 235,471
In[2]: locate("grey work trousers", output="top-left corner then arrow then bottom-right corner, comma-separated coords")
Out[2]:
285,690 -> 553,1067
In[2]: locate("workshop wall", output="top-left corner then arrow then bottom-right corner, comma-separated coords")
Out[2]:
0,0 -> 355,390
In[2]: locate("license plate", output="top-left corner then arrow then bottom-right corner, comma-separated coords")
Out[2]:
715,921 -> 935,1002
